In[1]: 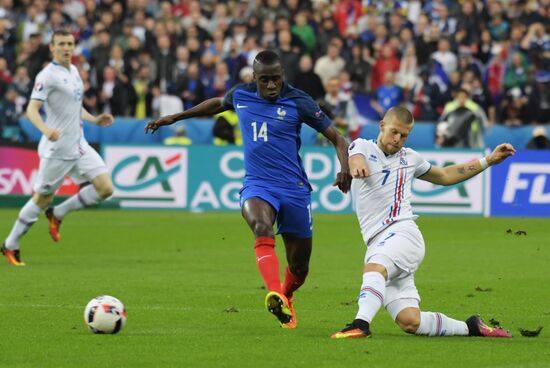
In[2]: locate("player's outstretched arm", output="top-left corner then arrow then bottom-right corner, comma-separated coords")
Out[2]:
420,143 -> 516,186
144,97 -> 229,134
322,126 -> 352,193
82,108 -> 113,127
26,99 -> 60,141
349,154 -> 369,178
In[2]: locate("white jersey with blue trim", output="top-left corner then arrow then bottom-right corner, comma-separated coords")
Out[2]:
349,139 -> 431,244
30,62 -> 87,159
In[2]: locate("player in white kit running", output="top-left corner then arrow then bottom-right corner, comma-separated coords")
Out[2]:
2,30 -> 114,266
332,107 -> 515,339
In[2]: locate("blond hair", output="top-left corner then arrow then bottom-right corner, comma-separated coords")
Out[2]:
383,106 -> 414,126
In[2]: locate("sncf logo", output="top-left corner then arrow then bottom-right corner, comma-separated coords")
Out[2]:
502,163 -> 550,204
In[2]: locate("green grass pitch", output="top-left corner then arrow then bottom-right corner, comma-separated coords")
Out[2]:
1,209 -> 549,367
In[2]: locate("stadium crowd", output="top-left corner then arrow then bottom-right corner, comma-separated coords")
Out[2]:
0,0 -> 549,145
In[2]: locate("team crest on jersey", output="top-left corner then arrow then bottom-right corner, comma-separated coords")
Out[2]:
399,151 -> 407,165
63,78 -> 68,84
34,82 -> 43,92
276,107 -> 286,120
314,110 -> 322,118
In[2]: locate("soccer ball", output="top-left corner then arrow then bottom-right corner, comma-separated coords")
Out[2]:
84,295 -> 127,334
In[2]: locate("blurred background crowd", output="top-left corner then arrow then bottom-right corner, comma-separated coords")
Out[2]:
0,0 -> 549,147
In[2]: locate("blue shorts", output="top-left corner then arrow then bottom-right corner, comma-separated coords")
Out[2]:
240,184 -> 312,238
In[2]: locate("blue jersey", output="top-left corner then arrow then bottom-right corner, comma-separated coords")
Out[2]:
223,83 -> 332,189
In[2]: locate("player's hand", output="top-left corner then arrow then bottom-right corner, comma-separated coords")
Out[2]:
488,143 -> 516,166
351,166 -> 369,178
45,127 -> 60,141
144,116 -> 175,134
97,113 -> 114,127
333,170 -> 352,193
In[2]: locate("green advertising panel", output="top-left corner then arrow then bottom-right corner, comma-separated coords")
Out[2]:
103,145 -> 485,215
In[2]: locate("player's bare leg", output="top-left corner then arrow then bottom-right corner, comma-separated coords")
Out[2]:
242,198 -> 292,325
395,306 -> 512,338
47,173 -> 114,241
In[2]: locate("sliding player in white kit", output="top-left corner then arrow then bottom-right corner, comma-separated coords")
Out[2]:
332,106 -> 514,339
2,30 -> 114,266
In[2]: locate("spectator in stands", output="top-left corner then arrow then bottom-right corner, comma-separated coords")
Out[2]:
470,76 -> 496,124
434,4 -> 457,37
396,45 -> 418,94
346,44 -> 372,93
132,65 -> 154,119
0,86 -> 20,141
437,87 -> 487,148
81,68 -> 100,115
292,11 -> 315,55
207,61 -> 232,98
164,125 -> 192,145
153,34 -> 176,93
456,0 -> 481,45
276,29 -> 300,85
0,18 -> 16,68
12,66 -> 32,104
409,66 -> 441,121
314,15 -> 340,59
526,126 -> 550,149
475,29 -> 493,65
432,38 -> 457,77
260,19 -> 277,50
176,62 -> 205,110
372,71 -> 403,118
526,72 -> 550,124
91,29 -> 111,86
294,54 -> 325,101
504,52 -> 529,90
323,76 -> 360,140
485,45 -> 507,104
499,87 -> 530,126
213,110 -> 242,146
314,38 -> 345,86
371,44 -> 400,92
100,66 -> 132,116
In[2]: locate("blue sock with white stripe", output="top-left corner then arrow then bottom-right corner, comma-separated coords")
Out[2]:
355,272 -> 386,323
416,312 -> 469,336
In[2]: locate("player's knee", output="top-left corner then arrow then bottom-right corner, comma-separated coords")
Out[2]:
396,311 -> 421,334
100,185 -> 114,199
96,183 -> 114,199
252,222 -> 274,238
289,262 -> 309,278
32,193 -> 53,209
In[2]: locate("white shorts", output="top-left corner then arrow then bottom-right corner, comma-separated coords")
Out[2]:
364,220 -> 426,310
34,146 -> 107,195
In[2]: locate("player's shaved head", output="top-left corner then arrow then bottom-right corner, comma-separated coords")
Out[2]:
253,50 -> 281,71
384,106 -> 414,126
378,106 -> 414,155
252,50 -> 284,102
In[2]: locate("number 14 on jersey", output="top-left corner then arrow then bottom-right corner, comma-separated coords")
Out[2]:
251,122 -> 268,142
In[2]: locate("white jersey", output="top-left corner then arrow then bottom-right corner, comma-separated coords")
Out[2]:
349,139 -> 432,244
30,62 -> 87,159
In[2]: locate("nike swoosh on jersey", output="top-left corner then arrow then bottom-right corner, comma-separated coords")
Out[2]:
236,103 -> 248,108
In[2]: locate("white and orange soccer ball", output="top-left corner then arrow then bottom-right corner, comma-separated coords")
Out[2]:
84,295 -> 127,334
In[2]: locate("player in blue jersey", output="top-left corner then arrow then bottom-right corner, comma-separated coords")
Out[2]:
145,50 -> 352,328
